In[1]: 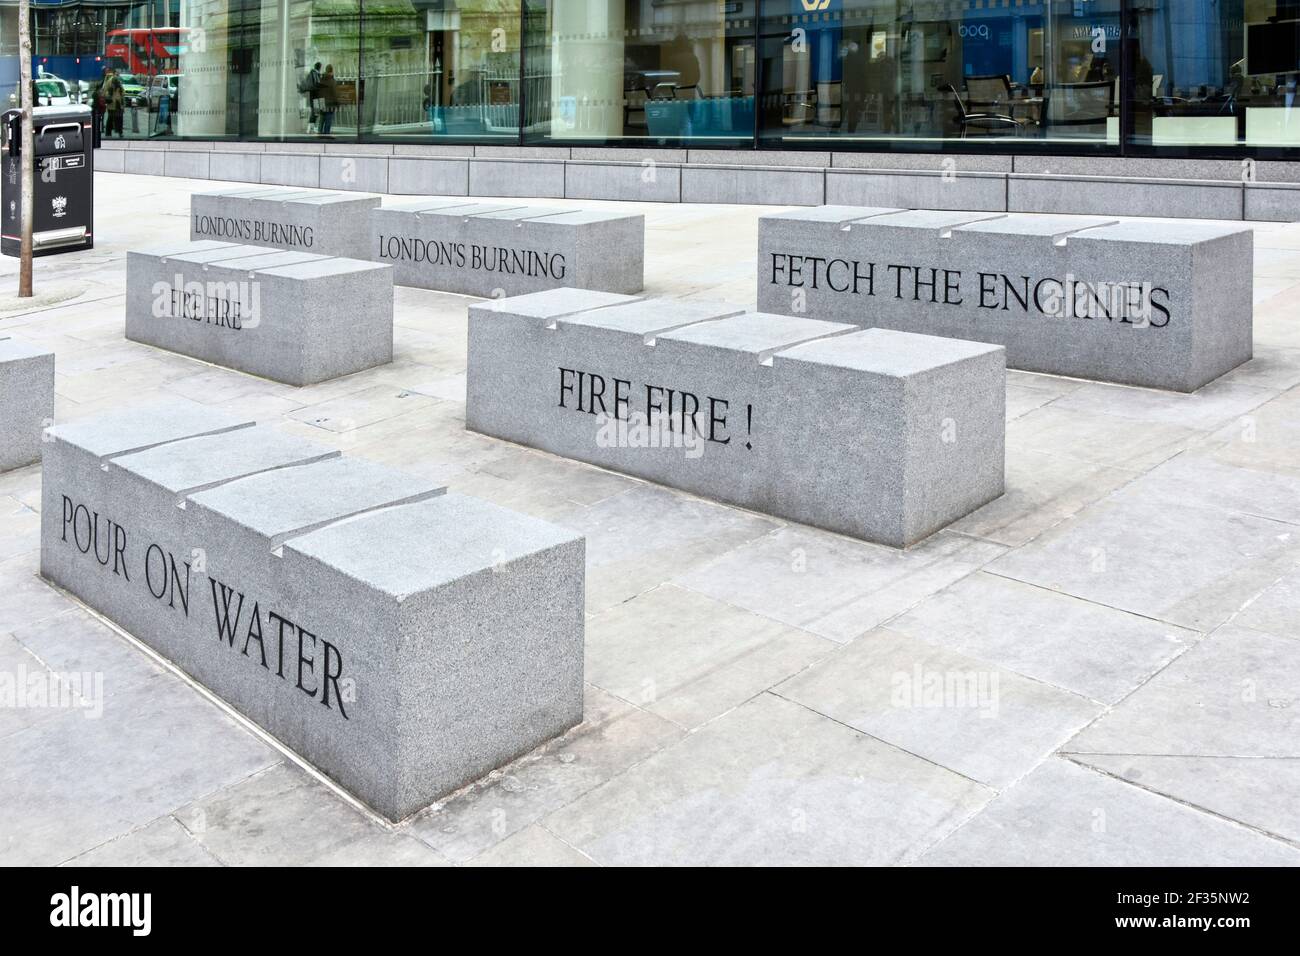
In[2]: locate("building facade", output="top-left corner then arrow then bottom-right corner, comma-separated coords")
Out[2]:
2,0 -> 1298,160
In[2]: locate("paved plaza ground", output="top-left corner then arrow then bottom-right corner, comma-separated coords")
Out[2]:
2,172 -> 1300,866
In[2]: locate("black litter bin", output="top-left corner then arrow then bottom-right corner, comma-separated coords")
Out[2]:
1,104 -> 95,257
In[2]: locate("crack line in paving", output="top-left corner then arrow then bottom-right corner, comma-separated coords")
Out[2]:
1060,754 -> 1300,850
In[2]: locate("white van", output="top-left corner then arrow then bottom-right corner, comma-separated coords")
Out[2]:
8,77 -> 73,108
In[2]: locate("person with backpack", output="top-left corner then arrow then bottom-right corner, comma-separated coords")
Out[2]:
98,68 -> 125,138
299,61 -> 322,130
317,64 -> 338,136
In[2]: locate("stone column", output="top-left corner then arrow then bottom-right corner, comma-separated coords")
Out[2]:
549,0 -> 625,139
177,0 -> 231,137
256,0 -> 305,139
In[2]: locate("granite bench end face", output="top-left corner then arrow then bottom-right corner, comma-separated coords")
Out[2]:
126,241 -> 394,386
467,295 -> 1005,547
39,400 -> 586,821
757,205 -> 1253,392
772,328 -> 1006,545
0,337 -> 55,472
280,493 -> 585,817
190,187 -> 382,259
370,200 -> 644,297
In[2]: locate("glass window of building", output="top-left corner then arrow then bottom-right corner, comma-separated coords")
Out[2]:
361,0 -> 523,142
1128,0 -> 1300,150
524,0 -> 757,145
17,0 -> 242,142
64,0 -> 373,144
170,0 -> 362,142
1,0 -> 1298,155
757,0 -> 1120,149
266,1 -> 360,141
3,2 -> 121,117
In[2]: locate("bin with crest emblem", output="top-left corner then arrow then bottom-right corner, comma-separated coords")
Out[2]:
1,104 -> 95,258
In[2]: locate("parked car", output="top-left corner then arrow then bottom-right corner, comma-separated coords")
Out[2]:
117,73 -> 146,108
34,73 -> 95,106
7,77 -> 73,108
146,74 -> 180,112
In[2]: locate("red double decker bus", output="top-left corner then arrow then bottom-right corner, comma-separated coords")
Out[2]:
104,27 -> 189,78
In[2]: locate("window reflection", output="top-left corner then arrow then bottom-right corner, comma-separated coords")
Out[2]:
361,0 -> 522,142
758,0 -> 1119,146
531,0 -> 757,145
0,0 -> 1297,152
1130,1 -> 1300,149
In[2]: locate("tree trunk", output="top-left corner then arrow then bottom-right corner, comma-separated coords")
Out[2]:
17,0 -> 34,297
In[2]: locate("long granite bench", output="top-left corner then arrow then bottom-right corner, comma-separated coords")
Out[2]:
370,199 -> 643,297
191,187 -> 381,259
39,399 -> 584,821
0,337 -> 55,472
126,240 -> 393,386
467,289 -> 1005,548
757,206 -> 1253,392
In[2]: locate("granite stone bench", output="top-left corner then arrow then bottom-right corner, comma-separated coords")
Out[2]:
39,398 -> 585,821
191,187 -> 381,260
467,289 -> 1005,548
757,206 -> 1254,392
0,337 -> 55,472
126,240 -> 393,386
370,199 -> 643,297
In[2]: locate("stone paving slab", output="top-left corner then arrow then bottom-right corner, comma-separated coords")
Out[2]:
0,669 -> 280,865
465,824 -> 595,867
988,491 -> 1300,632
544,693 -> 992,866
1066,623 -> 1300,759
675,525 -> 1006,643
66,817 -> 221,867
777,627 -> 1102,788
1069,754 -> 1300,846
407,687 -> 685,863
885,571 -> 1198,704
173,763 -> 450,867
586,583 -> 835,730
916,758 -> 1300,866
